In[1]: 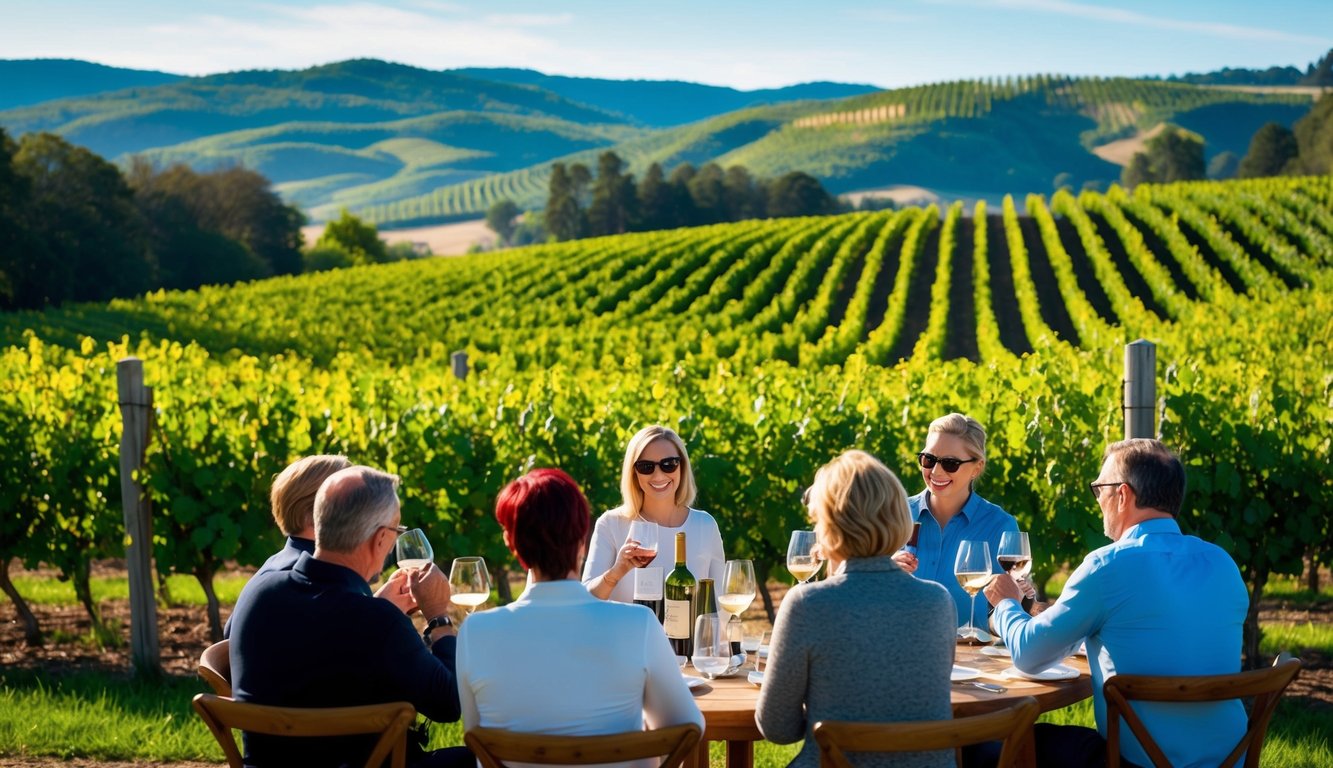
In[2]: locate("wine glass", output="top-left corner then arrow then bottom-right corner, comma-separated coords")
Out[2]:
997,531 -> 1031,579
691,613 -> 731,679
740,626 -> 767,670
719,559 -> 756,644
953,540 -> 992,641
626,519 -> 659,567
787,531 -> 823,584
395,528 -> 434,571
449,556 -> 491,614
904,521 -> 922,555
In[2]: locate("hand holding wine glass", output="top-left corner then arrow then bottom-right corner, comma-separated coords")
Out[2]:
787,530 -> 823,584
624,519 -> 660,568
954,540 -> 992,641
997,531 -> 1031,579
395,528 -> 434,571
449,556 -> 491,613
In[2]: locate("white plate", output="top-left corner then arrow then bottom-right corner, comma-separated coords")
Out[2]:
957,629 -> 993,643
1001,663 -> 1081,681
684,677 -> 707,690
980,645 -> 1011,658
747,670 -> 765,686
951,665 -> 981,682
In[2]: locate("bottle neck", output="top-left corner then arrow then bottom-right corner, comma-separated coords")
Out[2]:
674,533 -> 687,566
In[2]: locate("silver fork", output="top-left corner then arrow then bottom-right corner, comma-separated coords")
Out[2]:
955,681 -> 1007,693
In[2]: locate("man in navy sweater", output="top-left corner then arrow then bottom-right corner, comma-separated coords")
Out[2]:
230,465 -> 469,767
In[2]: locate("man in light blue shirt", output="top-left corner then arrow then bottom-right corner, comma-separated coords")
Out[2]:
983,438 -> 1248,768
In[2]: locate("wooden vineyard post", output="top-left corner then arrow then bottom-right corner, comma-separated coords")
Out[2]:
451,350 -> 469,380
117,357 -> 161,676
1123,340 -> 1156,439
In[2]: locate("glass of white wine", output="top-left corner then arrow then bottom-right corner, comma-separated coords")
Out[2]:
954,540 -> 992,642
719,559 -> 756,646
691,613 -> 731,680
395,528 -> 434,571
787,530 -> 822,584
449,556 -> 491,614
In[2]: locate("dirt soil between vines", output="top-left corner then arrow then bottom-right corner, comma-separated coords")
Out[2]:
1,568 -> 1330,767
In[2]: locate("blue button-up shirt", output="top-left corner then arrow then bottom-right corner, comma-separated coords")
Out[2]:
992,518 -> 1248,768
906,490 -> 1018,628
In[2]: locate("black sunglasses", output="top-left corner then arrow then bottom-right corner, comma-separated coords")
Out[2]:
634,456 -> 682,475
917,452 -> 979,474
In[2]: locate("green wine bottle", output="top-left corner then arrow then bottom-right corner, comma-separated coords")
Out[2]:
663,532 -> 696,657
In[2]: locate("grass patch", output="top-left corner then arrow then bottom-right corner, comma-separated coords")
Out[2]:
13,573 -> 248,608
1264,575 -> 1333,607
1262,622 -> 1333,657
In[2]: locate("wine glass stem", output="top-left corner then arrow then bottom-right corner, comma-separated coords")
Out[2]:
969,598 -> 977,636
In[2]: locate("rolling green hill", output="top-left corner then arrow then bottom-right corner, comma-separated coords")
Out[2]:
0,62 -> 1318,226
361,76 -> 1316,225
0,59 -> 183,110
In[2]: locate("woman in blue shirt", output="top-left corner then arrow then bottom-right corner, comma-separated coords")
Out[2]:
891,413 -> 1018,635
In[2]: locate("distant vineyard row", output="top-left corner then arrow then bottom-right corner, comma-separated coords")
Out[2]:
1,176 -> 1328,641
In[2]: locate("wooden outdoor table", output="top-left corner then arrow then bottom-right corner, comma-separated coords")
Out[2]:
683,643 -> 1092,768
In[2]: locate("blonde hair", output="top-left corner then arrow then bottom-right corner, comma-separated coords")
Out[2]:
809,450 -> 911,561
617,425 -> 698,518
270,455 -> 352,536
927,413 -> 987,472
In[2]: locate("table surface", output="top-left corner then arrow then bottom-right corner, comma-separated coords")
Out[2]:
688,642 -> 1093,742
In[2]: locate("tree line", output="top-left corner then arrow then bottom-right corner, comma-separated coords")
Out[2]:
1121,92 -> 1333,188
0,128 -> 304,310
486,152 -> 840,245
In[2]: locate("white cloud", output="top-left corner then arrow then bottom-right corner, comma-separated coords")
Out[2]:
481,13 -> 575,27
961,0 -> 1328,45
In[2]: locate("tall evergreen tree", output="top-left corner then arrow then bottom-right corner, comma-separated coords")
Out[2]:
667,164 -> 699,227
1238,123 -> 1299,178
485,199 -> 521,245
0,128 -> 28,306
723,165 -> 762,220
687,163 -> 727,224
587,152 -> 635,236
636,162 -> 673,232
1291,92 -> 1333,175
545,162 -> 583,242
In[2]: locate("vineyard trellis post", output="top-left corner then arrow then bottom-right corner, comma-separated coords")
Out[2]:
1123,339 -> 1156,439
117,357 -> 161,676
452,350 -> 469,380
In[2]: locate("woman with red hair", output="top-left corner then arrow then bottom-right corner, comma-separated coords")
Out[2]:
456,468 -> 702,757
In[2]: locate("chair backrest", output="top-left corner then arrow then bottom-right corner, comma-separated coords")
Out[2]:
191,693 -> 416,768
198,639 -> 232,697
464,722 -> 702,768
812,697 -> 1040,768
1103,657 -> 1302,768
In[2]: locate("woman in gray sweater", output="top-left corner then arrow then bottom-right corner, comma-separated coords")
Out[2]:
755,450 -> 956,768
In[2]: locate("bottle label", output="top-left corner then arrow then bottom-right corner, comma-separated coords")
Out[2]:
633,567 -> 663,601
664,598 -> 691,639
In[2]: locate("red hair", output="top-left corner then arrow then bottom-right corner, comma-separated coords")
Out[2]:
494,468 -> 591,577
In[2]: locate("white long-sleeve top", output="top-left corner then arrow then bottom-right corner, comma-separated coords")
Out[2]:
581,508 -> 725,603
457,579 -> 704,768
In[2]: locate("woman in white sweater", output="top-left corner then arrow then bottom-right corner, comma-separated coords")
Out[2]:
582,424 -> 725,602
457,468 -> 702,766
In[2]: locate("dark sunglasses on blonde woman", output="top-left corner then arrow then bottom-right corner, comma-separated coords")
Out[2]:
916,452 -> 978,474
634,456 -> 682,475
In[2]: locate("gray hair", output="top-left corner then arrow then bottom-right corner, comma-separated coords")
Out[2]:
1103,439 -> 1185,516
313,466 -> 401,553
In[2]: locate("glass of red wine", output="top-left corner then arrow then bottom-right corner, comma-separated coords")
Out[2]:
996,531 -> 1031,579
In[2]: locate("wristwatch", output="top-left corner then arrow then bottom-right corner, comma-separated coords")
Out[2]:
423,614 -> 454,644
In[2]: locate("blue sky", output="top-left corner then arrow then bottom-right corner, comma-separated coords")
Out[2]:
3,0 -> 1329,89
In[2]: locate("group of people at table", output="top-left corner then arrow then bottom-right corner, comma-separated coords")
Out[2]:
225,415 -> 1248,768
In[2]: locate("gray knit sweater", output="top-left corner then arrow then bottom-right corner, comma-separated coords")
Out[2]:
755,556 -> 956,768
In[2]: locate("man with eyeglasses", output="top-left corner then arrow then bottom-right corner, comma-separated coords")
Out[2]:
230,466 -> 471,768
979,439 -> 1247,768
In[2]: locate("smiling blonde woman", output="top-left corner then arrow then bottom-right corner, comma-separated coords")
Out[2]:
581,425 -> 725,604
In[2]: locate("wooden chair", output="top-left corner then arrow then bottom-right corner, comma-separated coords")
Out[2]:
198,639 -> 231,696
812,697 -> 1040,768
1103,656 -> 1302,768
192,693 -> 417,768
464,722 -> 702,768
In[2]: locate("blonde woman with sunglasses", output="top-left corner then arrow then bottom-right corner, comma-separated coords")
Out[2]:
893,413 -> 1020,634
583,425 -> 726,603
